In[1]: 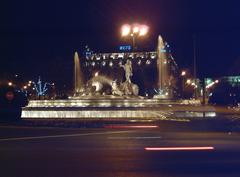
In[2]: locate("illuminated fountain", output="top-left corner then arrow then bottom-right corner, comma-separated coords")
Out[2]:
73,35 -> 176,99
74,52 -> 84,94
22,35 -> 182,119
154,35 -> 172,99
75,55 -> 139,97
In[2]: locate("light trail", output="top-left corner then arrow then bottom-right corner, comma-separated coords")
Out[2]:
108,136 -> 161,140
104,125 -> 158,129
145,146 -> 215,151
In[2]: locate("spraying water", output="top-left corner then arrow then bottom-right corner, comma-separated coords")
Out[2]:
156,35 -> 170,98
74,52 -> 84,93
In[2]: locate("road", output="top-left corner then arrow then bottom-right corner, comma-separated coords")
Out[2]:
0,121 -> 240,177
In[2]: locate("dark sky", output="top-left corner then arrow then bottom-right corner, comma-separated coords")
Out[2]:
1,0 -> 240,83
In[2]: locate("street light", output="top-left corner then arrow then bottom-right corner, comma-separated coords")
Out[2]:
133,26 -> 139,33
121,24 -> 149,51
181,71 -> 186,76
181,71 -> 187,98
186,79 -> 191,84
121,24 -> 131,36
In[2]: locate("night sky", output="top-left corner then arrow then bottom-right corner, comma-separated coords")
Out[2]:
1,0 -> 240,85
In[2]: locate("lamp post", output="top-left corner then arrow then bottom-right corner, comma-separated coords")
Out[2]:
193,35 -> 197,99
121,24 -> 149,51
181,71 -> 187,98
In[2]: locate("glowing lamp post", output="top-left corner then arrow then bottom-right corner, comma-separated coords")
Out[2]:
181,71 -> 186,76
181,71 -> 187,98
121,24 -> 149,51
8,82 -> 13,86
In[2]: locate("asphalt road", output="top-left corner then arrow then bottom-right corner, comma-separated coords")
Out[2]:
0,122 -> 240,177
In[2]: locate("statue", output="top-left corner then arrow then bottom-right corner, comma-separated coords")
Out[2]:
83,60 -> 139,97
119,60 -> 139,96
111,80 -> 123,96
120,60 -> 133,83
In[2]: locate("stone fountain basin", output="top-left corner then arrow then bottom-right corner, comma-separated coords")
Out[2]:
21,99 -> 216,119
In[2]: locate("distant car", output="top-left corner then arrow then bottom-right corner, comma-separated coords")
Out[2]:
0,86 -> 28,121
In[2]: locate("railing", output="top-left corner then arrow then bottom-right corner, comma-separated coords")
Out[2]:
85,51 -> 157,61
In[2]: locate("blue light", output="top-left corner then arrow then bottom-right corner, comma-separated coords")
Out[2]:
119,45 -> 131,51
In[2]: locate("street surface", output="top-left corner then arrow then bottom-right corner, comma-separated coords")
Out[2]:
0,120 -> 240,177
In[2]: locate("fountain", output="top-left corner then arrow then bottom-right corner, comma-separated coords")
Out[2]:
74,52 -> 84,94
154,35 -> 171,99
22,35 -> 182,119
76,55 -> 139,97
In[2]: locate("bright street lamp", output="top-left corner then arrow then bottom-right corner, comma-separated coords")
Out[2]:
121,25 -> 131,37
133,26 -> 139,33
139,25 -> 148,36
121,24 -> 149,51
181,71 -> 187,98
181,71 -> 186,76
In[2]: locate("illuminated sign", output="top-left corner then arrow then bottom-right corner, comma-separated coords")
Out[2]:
119,45 -> 131,51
